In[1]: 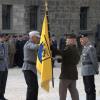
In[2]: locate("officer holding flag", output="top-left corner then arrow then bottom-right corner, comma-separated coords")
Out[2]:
22,31 -> 40,100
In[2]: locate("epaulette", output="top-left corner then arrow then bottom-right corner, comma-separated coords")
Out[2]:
88,45 -> 94,52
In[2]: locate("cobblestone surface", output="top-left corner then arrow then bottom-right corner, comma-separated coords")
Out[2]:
5,61 -> 100,100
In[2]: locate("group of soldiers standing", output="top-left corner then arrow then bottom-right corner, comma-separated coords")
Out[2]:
2,34 -> 29,68
0,31 -> 99,100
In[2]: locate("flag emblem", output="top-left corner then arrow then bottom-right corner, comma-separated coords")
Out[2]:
38,43 -> 44,63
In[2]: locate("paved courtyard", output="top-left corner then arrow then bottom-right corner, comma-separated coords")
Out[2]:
5,61 -> 100,100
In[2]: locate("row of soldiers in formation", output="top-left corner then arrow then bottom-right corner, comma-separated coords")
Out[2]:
0,33 -> 29,68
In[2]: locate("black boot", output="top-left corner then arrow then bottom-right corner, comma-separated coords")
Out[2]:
0,96 -> 8,100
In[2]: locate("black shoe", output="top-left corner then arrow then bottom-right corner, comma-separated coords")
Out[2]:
0,97 -> 8,100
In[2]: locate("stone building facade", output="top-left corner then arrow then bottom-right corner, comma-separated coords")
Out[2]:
0,0 -> 100,36
0,0 -> 26,34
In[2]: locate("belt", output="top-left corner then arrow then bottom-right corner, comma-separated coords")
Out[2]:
82,62 -> 92,65
24,60 -> 36,65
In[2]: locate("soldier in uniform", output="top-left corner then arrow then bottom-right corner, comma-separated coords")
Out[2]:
79,33 -> 99,100
22,31 -> 40,100
0,33 -> 9,100
8,35 -> 16,68
59,34 -> 80,100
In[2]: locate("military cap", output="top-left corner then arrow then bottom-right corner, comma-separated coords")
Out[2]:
79,32 -> 88,38
67,34 -> 76,38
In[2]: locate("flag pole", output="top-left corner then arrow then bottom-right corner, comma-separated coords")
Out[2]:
45,0 -> 50,36
45,0 -> 54,88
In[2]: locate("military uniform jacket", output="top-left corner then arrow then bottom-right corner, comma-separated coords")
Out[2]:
81,42 -> 99,76
59,45 -> 80,80
22,40 -> 39,74
0,42 -> 9,71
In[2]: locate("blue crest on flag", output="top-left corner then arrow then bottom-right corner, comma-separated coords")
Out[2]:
38,43 -> 44,63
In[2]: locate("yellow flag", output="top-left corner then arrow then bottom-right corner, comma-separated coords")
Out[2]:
36,14 -> 52,92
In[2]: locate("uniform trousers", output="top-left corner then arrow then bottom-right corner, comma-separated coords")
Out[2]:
59,79 -> 79,100
23,70 -> 38,100
83,75 -> 96,100
9,54 -> 15,68
0,70 -> 8,98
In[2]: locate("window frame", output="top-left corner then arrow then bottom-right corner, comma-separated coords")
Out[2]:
80,7 -> 89,30
2,4 -> 12,30
29,5 -> 38,30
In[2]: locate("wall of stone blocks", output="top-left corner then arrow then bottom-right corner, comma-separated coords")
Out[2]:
0,5 -> 2,31
40,0 -> 81,36
0,0 -> 25,4
0,0 -> 100,36
39,0 -> 100,37
13,5 -> 26,34
0,2 -> 26,34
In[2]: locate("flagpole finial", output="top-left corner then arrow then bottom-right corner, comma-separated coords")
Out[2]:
45,0 -> 48,11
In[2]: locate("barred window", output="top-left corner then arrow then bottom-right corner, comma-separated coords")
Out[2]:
2,5 -> 12,30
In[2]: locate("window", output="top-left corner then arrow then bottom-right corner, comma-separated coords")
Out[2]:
80,7 -> 88,30
2,5 -> 12,30
30,6 -> 38,30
